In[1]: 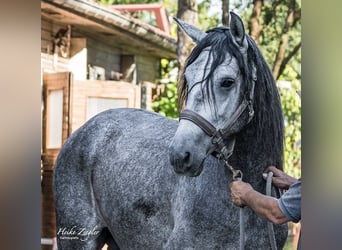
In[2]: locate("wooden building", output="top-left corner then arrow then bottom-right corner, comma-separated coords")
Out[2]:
41,0 -> 176,248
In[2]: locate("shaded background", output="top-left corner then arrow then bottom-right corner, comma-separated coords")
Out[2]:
0,0 -> 342,249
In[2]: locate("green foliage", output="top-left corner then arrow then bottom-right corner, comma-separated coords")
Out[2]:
197,0 -> 219,30
152,59 -> 179,118
152,82 -> 178,118
278,80 -> 301,178
234,1 -> 302,81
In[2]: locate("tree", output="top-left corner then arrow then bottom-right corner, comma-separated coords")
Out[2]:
176,0 -> 198,74
270,0 -> 301,80
243,0 -> 301,80
248,0 -> 263,45
222,0 -> 230,25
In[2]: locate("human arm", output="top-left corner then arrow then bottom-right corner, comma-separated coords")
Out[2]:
229,181 -> 290,224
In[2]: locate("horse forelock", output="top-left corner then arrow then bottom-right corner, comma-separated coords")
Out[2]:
177,28 -> 249,112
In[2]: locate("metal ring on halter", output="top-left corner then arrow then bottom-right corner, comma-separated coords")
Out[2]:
232,169 -> 243,181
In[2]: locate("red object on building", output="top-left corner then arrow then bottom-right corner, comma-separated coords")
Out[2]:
110,4 -> 170,34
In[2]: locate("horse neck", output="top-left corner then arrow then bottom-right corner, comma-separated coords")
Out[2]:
230,125 -> 277,191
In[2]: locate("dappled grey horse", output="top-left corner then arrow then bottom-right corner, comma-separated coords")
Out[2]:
54,12 -> 288,249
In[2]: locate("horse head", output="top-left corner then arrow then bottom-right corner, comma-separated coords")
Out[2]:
169,12 -> 258,177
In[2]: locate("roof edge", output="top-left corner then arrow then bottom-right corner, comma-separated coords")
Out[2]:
42,0 -> 177,58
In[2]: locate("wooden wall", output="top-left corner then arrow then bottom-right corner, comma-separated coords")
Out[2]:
86,36 -> 121,81
41,18 -> 70,73
41,17 -> 161,86
136,55 -> 160,83
41,17 -> 54,54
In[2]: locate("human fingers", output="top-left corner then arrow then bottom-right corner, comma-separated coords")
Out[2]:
263,166 -> 276,181
262,167 -> 287,188
264,166 -> 284,178
229,179 -> 240,191
229,185 -> 244,207
264,166 -> 278,173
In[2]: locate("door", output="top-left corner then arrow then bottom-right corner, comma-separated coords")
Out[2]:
41,72 -> 71,248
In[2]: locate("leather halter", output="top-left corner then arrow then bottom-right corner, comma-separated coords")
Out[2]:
179,82 -> 255,163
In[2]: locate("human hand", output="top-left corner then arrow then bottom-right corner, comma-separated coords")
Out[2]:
229,181 -> 254,207
263,166 -> 297,190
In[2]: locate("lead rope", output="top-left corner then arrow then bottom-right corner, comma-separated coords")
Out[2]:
238,175 -> 245,250
224,160 -> 245,250
239,205 -> 244,250
266,172 -> 278,250
226,163 -> 279,250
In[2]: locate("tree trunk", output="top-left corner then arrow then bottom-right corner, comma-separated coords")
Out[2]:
272,33 -> 288,80
222,0 -> 230,26
176,0 -> 198,76
248,0 -> 263,45
272,0 -> 301,79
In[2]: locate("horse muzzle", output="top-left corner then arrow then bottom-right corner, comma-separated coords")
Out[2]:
169,140 -> 206,177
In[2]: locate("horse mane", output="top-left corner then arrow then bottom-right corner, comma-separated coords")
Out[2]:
178,27 -> 284,170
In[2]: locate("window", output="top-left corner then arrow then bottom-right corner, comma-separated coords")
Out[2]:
86,97 -> 128,120
47,89 -> 63,148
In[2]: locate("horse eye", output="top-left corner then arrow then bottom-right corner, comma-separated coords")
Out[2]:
221,79 -> 235,88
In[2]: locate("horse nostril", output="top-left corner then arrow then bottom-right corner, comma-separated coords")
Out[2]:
184,152 -> 191,164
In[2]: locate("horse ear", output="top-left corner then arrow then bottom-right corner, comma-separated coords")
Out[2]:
174,17 -> 207,43
229,12 -> 247,48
